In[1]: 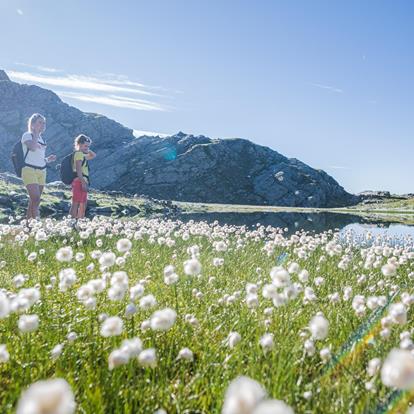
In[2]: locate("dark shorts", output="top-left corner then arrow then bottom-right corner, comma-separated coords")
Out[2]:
72,178 -> 88,203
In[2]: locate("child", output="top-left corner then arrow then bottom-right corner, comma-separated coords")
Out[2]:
69,134 -> 96,219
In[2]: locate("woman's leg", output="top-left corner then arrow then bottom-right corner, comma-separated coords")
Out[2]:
25,184 -> 41,219
37,185 -> 44,219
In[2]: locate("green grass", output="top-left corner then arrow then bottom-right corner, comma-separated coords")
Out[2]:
0,218 -> 413,413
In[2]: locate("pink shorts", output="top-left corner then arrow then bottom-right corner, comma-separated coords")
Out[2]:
72,178 -> 88,203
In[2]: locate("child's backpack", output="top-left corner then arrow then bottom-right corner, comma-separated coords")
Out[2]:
60,152 -> 77,185
11,141 -> 29,178
60,152 -> 88,185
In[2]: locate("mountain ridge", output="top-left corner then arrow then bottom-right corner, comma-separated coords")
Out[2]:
0,70 -> 359,207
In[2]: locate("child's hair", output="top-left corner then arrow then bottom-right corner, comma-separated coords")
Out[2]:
28,113 -> 46,132
74,134 -> 92,148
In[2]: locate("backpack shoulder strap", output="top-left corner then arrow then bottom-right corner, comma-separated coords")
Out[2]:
38,134 -> 46,146
21,140 -> 30,162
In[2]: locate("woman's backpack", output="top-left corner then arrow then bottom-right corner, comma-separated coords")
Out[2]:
11,141 -> 29,178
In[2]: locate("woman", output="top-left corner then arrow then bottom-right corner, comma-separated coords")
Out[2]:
21,113 -> 56,219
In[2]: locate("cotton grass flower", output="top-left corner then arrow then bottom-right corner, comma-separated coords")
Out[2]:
108,284 -> 127,301
246,293 -> 259,308
303,391 -> 312,400
0,344 -> 9,363
100,316 -> 123,337
120,337 -> 143,357
138,348 -> 157,367
0,292 -> 10,318
381,263 -> 397,277
108,348 -> 130,370
58,268 -> 77,292
150,308 -> 177,331
139,294 -> 157,310
130,284 -> 145,301
320,347 -> 331,363
178,347 -> 194,361
304,339 -> 315,356
270,267 -> 290,288
259,334 -> 274,352
381,348 -> 414,389
389,303 -> 407,325
222,376 -> 266,414
262,284 -> 278,300
184,258 -> 202,276
99,252 -> 116,268
309,315 -> 329,340
164,265 -> 179,285
116,238 -> 132,253
51,344 -> 64,360
55,247 -> 73,262
16,378 -> 76,414
18,314 -> 39,333
125,303 -> 137,318
13,274 -> 26,288
227,332 -> 241,349
367,358 -> 381,377
67,332 -> 77,342
252,399 -> 294,414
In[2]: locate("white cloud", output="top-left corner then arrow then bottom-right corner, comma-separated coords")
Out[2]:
14,62 -> 62,73
16,9 -> 23,15
57,91 -> 169,112
133,130 -> 170,138
310,83 -> 344,94
7,66 -> 176,112
8,71 -> 162,97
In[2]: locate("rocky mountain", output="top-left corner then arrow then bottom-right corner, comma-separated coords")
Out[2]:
0,70 -> 359,207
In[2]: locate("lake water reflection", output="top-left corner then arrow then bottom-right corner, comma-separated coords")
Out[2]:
178,211 -> 414,240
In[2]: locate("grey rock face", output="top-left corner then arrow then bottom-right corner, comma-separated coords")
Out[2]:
0,70 -> 359,207
0,70 -> 10,81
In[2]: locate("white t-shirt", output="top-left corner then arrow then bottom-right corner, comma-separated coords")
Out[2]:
21,132 -> 47,168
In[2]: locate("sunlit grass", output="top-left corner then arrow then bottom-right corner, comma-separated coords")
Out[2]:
0,217 -> 413,413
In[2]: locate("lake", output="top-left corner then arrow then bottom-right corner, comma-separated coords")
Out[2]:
178,211 -> 414,242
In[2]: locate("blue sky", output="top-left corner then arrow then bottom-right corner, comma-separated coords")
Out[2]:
0,0 -> 413,194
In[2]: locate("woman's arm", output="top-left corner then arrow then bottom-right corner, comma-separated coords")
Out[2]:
23,138 -> 41,151
85,150 -> 96,160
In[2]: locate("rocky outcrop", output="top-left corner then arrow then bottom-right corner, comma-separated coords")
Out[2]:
357,190 -> 412,205
0,173 -> 180,221
0,70 -> 359,207
113,133 -> 358,207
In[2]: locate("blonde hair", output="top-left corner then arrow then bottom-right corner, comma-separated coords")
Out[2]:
28,113 -> 46,132
74,134 -> 92,148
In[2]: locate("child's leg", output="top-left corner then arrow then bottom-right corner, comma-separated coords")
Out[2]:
78,202 -> 86,218
70,202 -> 79,218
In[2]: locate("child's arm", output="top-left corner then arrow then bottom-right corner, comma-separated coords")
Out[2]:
86,150 -> 96,160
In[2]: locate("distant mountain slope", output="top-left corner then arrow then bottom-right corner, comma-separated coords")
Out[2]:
0,70 -> 358,207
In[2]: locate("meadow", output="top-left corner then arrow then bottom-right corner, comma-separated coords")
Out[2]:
0,216 -> 414,413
